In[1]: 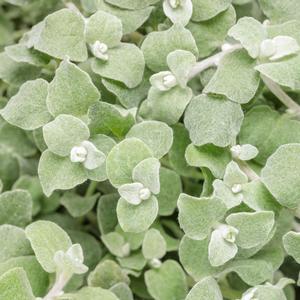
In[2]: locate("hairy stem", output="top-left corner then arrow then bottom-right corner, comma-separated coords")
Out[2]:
237,160 -> 260,181
85,180 -> 98,197
261,75 -> 300,115
43,272 -> 71,300
188,44 -> 243,80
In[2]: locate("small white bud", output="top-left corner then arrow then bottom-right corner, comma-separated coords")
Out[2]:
163,74 -> 177,89
221,43 -> 233,52
70,146 -> 87,163
260,39 -> 276,58
218,224 -> 239,243
231,183 -> 243,194
139,187 -> 151,200
230,145 -> 242,158
92,41 -> 109,61
149,258 -> 162,269
168,0 -> 181,8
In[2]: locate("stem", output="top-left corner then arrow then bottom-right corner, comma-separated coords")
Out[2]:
237,160 -> 260,181
261,75 -> 300,115
85,181 -> 98,197
188,44 -> 243,80
43,272 -> 71,300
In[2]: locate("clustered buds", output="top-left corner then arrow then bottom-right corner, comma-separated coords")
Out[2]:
91,41 -> 109,61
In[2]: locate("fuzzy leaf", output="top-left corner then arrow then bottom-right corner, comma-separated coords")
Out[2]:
142,229 -> 166,260
226,211 -> 275,249
25,220 -> 72,273
163,0 -> 193,26
34,9 -> 87,61
106,138 -> 153,187
141,24 -> 198,72
204,49 -> 260,104
43,114 -> 90,157
261,144 -> 300,208
126,121 -> 173,159
117,195 -> 158,233
283,231 -> 300,263
178,194 -> 227,240
1,79 -> 51,130
145,260 -> 188,300
47,60 -> 100,117
71,287 -> 119,300
92,43 -> 145,88
184,94 -> 244,147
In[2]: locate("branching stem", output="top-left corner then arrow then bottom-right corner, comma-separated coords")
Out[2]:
188,44 -> 243,80
261,75 -> 300,115
236,160 -> 260,181
43,272 -> 71,300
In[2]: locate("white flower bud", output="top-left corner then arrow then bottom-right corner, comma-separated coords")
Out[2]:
230,145 -> 242,158
260,39 -> 276,58
70,146 -> 87,163
231,183 -> 243,194
149,258 -> 162,269
163,73 -> 177,89
139,187 -> 151,200
168,0 -> 181,8
217,224 -> 239,243
92,41 -> 109,61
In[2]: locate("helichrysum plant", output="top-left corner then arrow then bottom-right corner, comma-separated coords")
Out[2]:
1,0 -> 300,299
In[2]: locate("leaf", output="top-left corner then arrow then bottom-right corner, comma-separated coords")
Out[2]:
105,0 -> 159,9
141,24 -> 198,72
106,138 -> 153,187
140,86 -> 193,125
255,54 -> 300,90
47,60 -> 100,117
204,49 -> 260,104
258,0 -> 300,23
179,236 -> 219,280
132,158 -> 160,194
185,144 -> 231,179
283,231 -> 300,263
1,79 -> 51,130
85,10 -> 122,47
0,268 -> 35,300
117,195 -> 158,233
110,282 -> 134,300
71,287 -> 119,300
239,105 -> 300,165
184,94 -> 244,147
226,211 -> 275,249
145,260 -> 188,300
117,252 -> 147,271
102,231 -> 128,257
157,167 -> 182,216
38,150 -> 87,197
25,220 -> 72,273
191,0 -> 232,21
261,144 -> 300,208
126,121 -> 173,159
0,256 -> 49,297
61,192 -> 99,218
0,225 -> 32,263
228,17 -> 267,58
167,50 -> 196,87
88,102 -> 135,138
0,190 -> 32,227
178,194 -> 227,240
34,9 -> 87,61
88,260 -> 129,289
185,277 -> 223,300
0,52 -> 41,86
187,6 -> 236,58
163,0 -> 193,26
142,229 -> 167,259
92,43 -> 145,88
43,114 -> 90,157
208,228 -> 238,266
95,0 -> 153,35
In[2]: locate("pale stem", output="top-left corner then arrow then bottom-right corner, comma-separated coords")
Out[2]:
237,160 -> 260,181
43,272 -> 71,300
261,75 -> 300,115
188,44 -> 243,80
